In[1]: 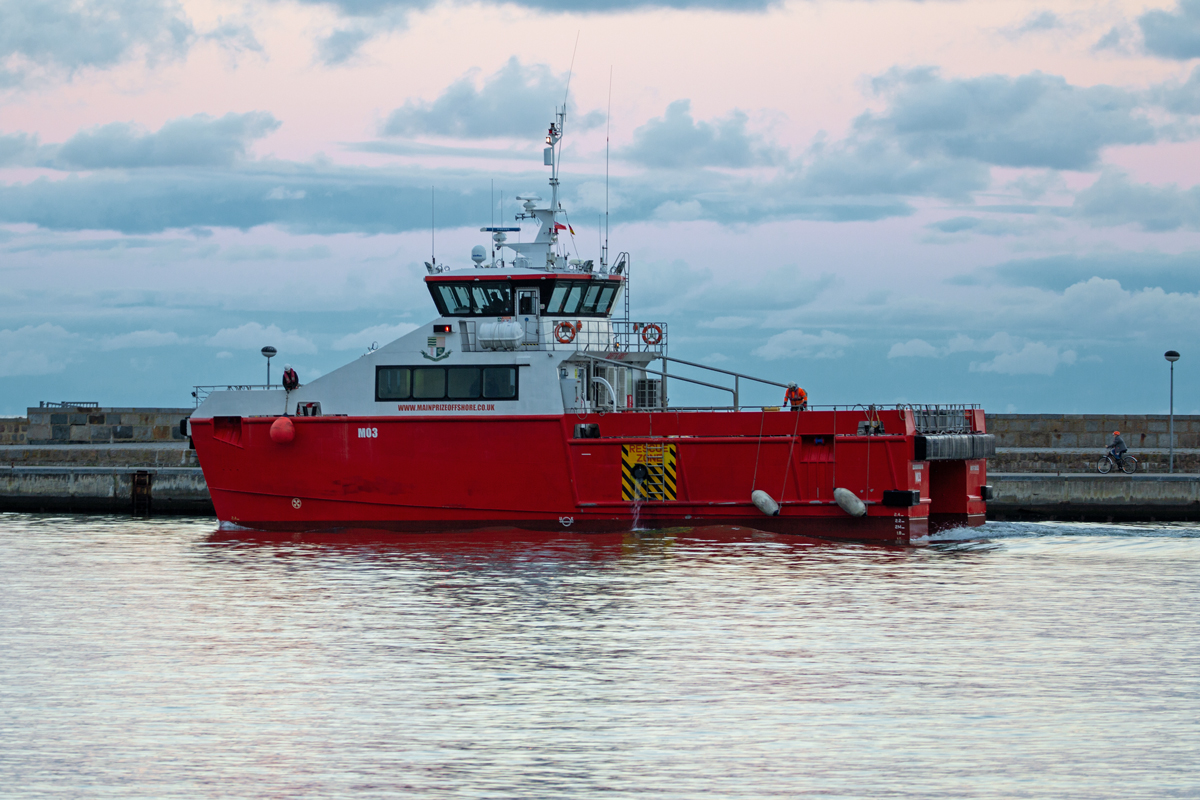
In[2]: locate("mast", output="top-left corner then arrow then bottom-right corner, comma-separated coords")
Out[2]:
546,106 -> 563,230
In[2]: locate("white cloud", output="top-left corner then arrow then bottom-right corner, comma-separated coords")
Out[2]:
971,342 -> 1077,375
701,352 -> 730,363
206,322 -> 316,354
888,331 -> 1077,374
753,329 -> 851,360
652,200 -> 704,221
947,332 -> 1021,353
266,187 -> 306,200
698,316 -> 755,330
887,338 -> 939,358
0,324 -> 76,377
101,329 -> 184,350
215,351 -> 233,359
332,323 -> 419,351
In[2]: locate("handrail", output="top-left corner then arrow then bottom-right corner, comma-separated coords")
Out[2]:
591,376 -> 617,409
568,352 -> 729,400
659,355 -> 790,410
582,353 -> 789,410
660,356 -> 789,389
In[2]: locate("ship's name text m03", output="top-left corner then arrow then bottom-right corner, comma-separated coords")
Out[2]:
358,427 -> 379,439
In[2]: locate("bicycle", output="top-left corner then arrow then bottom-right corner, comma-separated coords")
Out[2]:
1097,452 -> 1138,474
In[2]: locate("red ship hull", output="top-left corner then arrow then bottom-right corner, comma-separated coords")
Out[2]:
191,408 -> 988,546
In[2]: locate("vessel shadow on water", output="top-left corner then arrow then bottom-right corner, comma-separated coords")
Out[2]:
187,106 -> 995,546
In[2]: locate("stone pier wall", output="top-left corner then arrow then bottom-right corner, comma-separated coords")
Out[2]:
0,418 -> 28,445
988,414 -> 1200,449
26,407 -> 192,445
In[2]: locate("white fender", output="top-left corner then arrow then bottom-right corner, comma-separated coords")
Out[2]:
751,490 -> 780,517
834,487 -> 867,517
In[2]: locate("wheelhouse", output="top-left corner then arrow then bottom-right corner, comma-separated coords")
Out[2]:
426,274 -> 624,318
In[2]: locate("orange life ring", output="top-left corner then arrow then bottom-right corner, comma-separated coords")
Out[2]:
554,321 -> 577,344
641,323 -> 663,345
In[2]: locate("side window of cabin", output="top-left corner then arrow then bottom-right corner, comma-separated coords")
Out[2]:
447,367 -> 481,399
379,366 -> 519,401
483,367 -> 517,399
376,367 -> 411,400
546,285 -> 567,313
413,367 -> 446,399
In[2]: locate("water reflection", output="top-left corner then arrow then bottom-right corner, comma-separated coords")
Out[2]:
2,513 -> 1199,799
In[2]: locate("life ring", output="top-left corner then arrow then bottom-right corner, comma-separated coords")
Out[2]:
554,321 -> 577,344
641,323 -> 663,346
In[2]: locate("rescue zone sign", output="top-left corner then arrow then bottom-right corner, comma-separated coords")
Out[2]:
621,443 -> 678,501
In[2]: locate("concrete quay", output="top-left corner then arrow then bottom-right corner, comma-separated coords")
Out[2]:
1,443 -> 200,468
0,466 -> 211,514
0,443 -> 211,515
987,473 -> 1200,522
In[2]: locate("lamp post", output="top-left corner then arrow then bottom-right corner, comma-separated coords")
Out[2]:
262,345 -> 277,386
1165,350 -> 1180,474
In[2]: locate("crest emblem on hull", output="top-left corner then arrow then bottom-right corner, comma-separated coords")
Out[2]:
423,336 -> 451,361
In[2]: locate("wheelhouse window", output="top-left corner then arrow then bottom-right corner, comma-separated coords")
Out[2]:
428,281 -> 513,316
376,365 -> 519,401
543,280 -> 619,316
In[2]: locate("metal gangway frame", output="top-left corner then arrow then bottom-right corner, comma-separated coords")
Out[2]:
191,385 -> 274,407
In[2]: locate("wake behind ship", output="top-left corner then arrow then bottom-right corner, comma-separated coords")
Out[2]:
186,107 -> 995,545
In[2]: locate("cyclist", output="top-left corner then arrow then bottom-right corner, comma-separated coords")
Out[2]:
784,382 -> 808,410
1108,430 -> 1128,465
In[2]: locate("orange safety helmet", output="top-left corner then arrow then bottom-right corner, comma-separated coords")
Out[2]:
1113,430 -> 1121,436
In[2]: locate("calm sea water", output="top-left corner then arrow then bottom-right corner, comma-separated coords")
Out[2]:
1,514 -> 1198,799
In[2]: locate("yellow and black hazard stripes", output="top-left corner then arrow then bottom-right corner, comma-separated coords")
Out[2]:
621,443 -> 678,501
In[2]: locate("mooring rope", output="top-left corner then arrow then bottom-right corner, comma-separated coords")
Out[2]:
777,402 -> 803,503
750,407 -> 767,492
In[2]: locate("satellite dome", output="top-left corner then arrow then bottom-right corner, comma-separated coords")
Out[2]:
471,245 -> 487,265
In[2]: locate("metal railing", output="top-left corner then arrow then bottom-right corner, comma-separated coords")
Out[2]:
39,401 -> 100,408
192,385 -> 275,407
902,404 -> 981,434
659,356 -> 788,410
458,319 -> 667,354
571,353 -> 789,412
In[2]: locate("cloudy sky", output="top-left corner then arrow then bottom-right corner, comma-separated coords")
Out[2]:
3,0 -> 1200,415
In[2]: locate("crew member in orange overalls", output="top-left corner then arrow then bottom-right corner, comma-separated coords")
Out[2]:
282,364 -> 300,392
784,382 -> 808,410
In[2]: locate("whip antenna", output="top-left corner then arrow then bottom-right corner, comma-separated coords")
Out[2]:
554,32 -> 580,182
563,32 -> 579,109
604,65 -> 612,267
